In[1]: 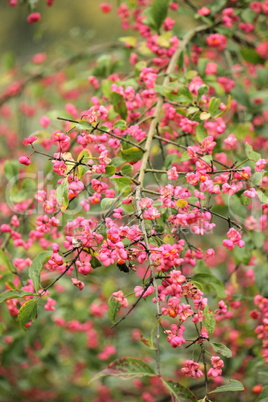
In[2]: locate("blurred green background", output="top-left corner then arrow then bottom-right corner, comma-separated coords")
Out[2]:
0,1 -> 125,61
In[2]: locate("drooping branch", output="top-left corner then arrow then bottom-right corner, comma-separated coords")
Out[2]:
134,23 -> 211,377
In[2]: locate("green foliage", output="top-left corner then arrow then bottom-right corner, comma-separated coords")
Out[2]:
162,380 -> 197,401
120,146 -> 144,163
0,290 -> 35,303
209,379 -> 244,394
204,305 -> 216,337
148,0 -> 169,31
110,177 -> 133,193
89,357 -> 156,383
240,48 -> 264,65
256,386 -> 268,402
4,160 -> 19,181
110,92 -> 128,120
108,297 -> 120,324
210,342 -> 232,358
191,273 -> 227,299
18,299 -> 38,330
0,250 -> 15,274
28,251 -> 52,292
56,178 -> 69,212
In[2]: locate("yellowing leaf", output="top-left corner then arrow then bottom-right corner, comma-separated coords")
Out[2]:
163,234 -> 175,244
157,32 -> 172,48
119,36 -> 138,47
176,199 -> 188,208
200,112 -> 211,120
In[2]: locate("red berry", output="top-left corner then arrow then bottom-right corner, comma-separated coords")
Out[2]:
100,3 -> 112,13
27,12 -> 41,24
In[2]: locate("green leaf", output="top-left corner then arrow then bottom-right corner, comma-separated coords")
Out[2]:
110,177 -> 133,193
28,251 -> 51,292
208,97 -> 221,116
251,172 -> 264,186
210,0 -> 226,14
165,85 -> 193,103
162,380 -> 197,402
100,198 -> 116,212
114,120 -> 127,130
257,190 -> 268,204
209,379 -> 244,394
240,47 -> 264,65
255,386 -> 268,402
200,112 -> 211,120
202,155 -> 213,165
228,194 -> 247,220
110,157 -> 125,167
186,107 -> 199,116
105,165 -> 116,177
120,147 -> 143,163
210,342 -> 232,358
121,164 -> 133,175
204,305 -> 216,336
110,92 -> 128,120
191,273 -> 227,299
18,299 -> 38,330
240,194 -> 251,206
141,319 -> 159,350
164,153 -> 179,169
149,0 -> 169,31
0,290 -> 35,304
245,142 -> 261,162
255,264 -> 268,296
0,250 -> 15,274
76,120 -> 92,130
233,245 -> 252,265
232,122 -> 251,140
90,256 -> 102,269
77,149 -> 92,179
56,178 -> 69,212
89,357 -> 156,383
4,160 -> 19,181
177,50 -> 184,69
108,297 -> 120,324
196,125 -> 206,142
197,84 -> 209,102
256,68 -> 268,87
180,151 -> 190,161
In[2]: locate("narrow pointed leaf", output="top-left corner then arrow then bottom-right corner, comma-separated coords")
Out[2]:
89,357 -> 156,383
56,178 -> 69,212
0,290 -> 35,304
162,380 -> 197,401
108,297 -> 120,324
111,92 -> 128,120
18,299 -> 38,329
204,305 -> 216,336
210,342 -> 232,358
114,120 -> 127,129
28,251 -> 52,292
0,250 -> 15,274
149,0 -> 169,31
209,379 -> 244,394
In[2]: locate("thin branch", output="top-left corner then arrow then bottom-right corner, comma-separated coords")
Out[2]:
111,278 -> 154,328
134,23 -> 211,378
141,188 -> 242,230
57,117 -> 145,151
